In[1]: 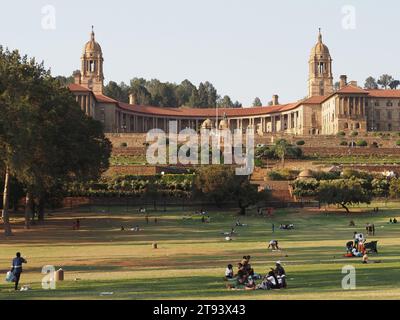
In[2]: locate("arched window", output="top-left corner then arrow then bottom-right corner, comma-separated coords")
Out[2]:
344,123 -> 349,129
355,123 -> 360,129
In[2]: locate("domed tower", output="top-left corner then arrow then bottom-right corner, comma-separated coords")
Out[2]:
308,29 -> 333,97
76,26 -> 104,94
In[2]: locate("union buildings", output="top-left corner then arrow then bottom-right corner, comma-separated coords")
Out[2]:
69,29 -> 400,136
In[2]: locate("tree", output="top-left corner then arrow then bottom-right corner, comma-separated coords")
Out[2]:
129,78 -> 152,105
253,97 -> 262,107
389,178 -> 400,199
104,81 -> 130,103
317,179 -> 372,213
364,77 -> 378,90
176,79 -> 197,107
233,178 -> 264,215
334,81 -> 340,91
0,47 -> 111,234
217,95 -> 234,108
194,166 -> 236,207
194,166 -> 265,215
377,74 -> 394,89
273,139 -> 291,168
55,75 -> 74,86
197,82 -> 218,108
232,101 -> 242,108
146,79 -> 178,107
389,80 -> 400,90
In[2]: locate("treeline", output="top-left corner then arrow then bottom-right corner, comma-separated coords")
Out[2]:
105,78 -> 244,108
0,48 -> 112,236
56,75 -> 244,108
68,167 -> 270,215
292,169 -> 400,212
364,74 -> 400,90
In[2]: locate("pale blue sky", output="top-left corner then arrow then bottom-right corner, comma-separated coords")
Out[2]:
0,0 -> 399,106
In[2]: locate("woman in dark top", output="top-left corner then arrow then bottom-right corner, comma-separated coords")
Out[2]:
11,252 -> 27,291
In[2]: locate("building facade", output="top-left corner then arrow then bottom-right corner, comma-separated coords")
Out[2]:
69,29 -> 400,136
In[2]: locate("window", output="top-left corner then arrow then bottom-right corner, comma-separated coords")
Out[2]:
387,101 -> 393,107
388,111 -> 392,119
318,62 -> 324,74
375,101 -> 380,107
89,61 -> 95,72
375,110 -> 380,120
388,123 -> 392,131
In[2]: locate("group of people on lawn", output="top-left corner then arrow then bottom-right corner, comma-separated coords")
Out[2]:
224,256 -> 287,291
346,232 -> 369,259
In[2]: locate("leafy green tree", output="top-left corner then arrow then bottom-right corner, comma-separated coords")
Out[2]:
129,78 -> 152,105
194,166 -> 264,214
217,95 -> 234,108
389,80 -> 400,90
389,178 -> 400,198
274,139 -> 291,168
0,47 -> 111,233
317,179 -> 372,213
104,81 -> 130,103
197,82 -> 218,108
253,97 -> 262,107
175,80 -> 197,106
364,77 -> 378,90
55,75 -> 74,86
372,178 -> 390,198
146,79 -> 178,107
377,74 -> 394,89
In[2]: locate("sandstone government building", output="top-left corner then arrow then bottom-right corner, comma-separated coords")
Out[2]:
69,29 -> 400,136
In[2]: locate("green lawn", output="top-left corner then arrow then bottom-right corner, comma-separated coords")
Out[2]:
1,203 -> 400,300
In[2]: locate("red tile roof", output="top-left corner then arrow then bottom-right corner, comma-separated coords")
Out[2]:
118,102 -> 301,118
95,94 -> 118,103
301,95 -> 330,104
366,89 -> 400,98
68,83 -> 91,92
336,85 -> 369,94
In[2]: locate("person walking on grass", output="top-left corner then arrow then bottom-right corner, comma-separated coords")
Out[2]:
10,252 -> 27,291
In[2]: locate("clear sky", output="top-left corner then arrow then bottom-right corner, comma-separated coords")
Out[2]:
0,0 -> 399,106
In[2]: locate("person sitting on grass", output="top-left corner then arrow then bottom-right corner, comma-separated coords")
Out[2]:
225,264 -> 234,279
352,247 -> 363,257
394,218 -> 398,224
268,240 -> 280,251
346,241 -> 354,253
245,276 -> 256,290
274,261 -> 287,288
362,254 -> 381,264
266,271 -> 280,290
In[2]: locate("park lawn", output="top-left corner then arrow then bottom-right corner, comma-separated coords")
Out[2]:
0,203 -> 400,300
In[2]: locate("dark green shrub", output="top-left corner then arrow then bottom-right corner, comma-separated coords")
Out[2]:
296,140 -> 305,146
351,131 -> 359,137
356,140 -> 368,147
337,131 -> 346,137
120,142 -> 128,148
396,140 -> 400,147
340,141 -> 348,146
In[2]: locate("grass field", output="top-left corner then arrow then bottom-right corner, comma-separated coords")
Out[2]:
1,203 -> 400,300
